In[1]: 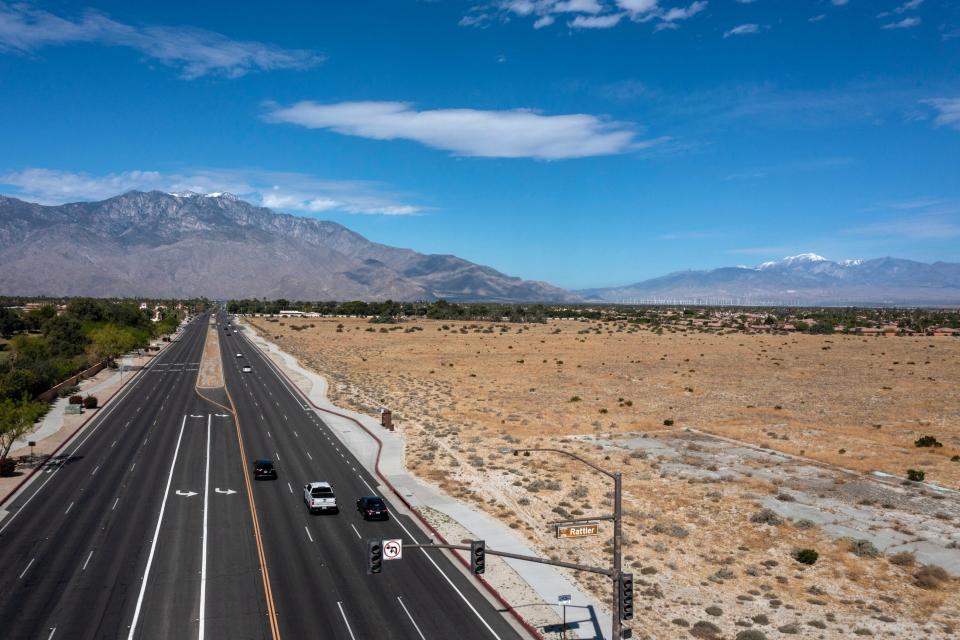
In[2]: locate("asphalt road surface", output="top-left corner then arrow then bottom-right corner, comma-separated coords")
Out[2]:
0,314 -> 526,640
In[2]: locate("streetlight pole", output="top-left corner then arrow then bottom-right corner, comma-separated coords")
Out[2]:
504,447 -> 624,640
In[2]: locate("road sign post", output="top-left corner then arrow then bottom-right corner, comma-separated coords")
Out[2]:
558,594 -> 572,640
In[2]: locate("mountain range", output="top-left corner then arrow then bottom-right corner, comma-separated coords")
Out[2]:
2,192 -> 958,305
0,191 -> 574,302
577,253 -> 960,306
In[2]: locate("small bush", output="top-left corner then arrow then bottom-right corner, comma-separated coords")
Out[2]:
906,469 -> 925,482
569,396 -> 581,402
83,396 -> 98,409
69,395 -> 83,405
914,435 -> 943,448
850,539 -> 879,558
0,457 -> 16,476
913,564 -> 950,589
750,508 -> 783,526
888,551 -> 915,566
663,418 -> 674,426
794,548 -> 819,565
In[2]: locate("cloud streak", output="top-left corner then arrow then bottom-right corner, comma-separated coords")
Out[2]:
265,101 -> 660,159
461,0 -> 708,32
922,98 -> 960,130
0,168 -> 422,215
0,2 -> 322,78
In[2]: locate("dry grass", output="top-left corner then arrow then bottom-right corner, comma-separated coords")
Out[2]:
249,316 -> 960,638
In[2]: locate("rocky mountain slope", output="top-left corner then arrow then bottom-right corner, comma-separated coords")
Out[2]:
578,253 -> 960,305
0,191 -> 576,302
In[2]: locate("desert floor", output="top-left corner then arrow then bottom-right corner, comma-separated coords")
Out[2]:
248,316 -> 960,639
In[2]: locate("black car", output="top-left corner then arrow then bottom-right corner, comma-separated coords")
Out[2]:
253,459 -> 277,480
357,496 -> 389,520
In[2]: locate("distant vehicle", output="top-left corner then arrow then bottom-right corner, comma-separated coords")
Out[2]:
253,459 -> 277,480
357,496 -> 389,521
242,365 -> 252,372
236,352 -> 243,357
304,482 -> 338,514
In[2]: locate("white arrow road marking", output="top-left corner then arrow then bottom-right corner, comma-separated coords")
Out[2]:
176,490 -> 197,497
215,488 -> 237,495
215,414 -> 229,418
190,414 -> 204,418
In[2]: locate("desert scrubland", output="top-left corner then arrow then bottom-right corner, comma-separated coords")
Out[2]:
249,316 -> 960,639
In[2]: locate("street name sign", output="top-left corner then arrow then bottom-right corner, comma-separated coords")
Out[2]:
556,523 -> 599,539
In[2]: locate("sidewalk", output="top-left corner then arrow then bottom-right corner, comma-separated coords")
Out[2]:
239,318 -> 610,640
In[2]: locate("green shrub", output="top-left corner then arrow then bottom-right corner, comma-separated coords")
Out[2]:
663,418 -> 674,426
914,435 -> 943,448
83,396 -> 98,409
906,469 -> 925,482
794,549 -> 819,565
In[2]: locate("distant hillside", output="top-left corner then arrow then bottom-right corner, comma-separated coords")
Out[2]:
577,254 -> 960,306
0,191 -> 578,302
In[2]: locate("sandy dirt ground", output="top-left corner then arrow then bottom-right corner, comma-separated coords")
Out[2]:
248,316 -> 960,639
197,320 -> 224,389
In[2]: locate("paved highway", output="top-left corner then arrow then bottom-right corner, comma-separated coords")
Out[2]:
0,313 -> 527,640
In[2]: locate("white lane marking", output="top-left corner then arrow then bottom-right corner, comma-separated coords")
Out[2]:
275,452 -> 280,461
19,557 -> 35,579
111,440 -> 117,448
287,482 -> 293,494
112,497 -> 120,511
267,431 -> 271,439
337,602 -> 358,640
130,463 -> 136,473
360,476 -> 376,494
65,501 -> 74,515
294,431 -> 299,438
397,596 -> 428,640
91,465 -> 100,476
350,523 -> 362,540
390,508 -> 503,639
82,550 -> 94,572
127,415 -> 188,640
47,628 -> 56,640
306,452 -> 313,461
304,526 -> 313,542
199,414 -> 211,640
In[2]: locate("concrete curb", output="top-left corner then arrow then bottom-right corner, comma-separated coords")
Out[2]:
238,322 -> 549,640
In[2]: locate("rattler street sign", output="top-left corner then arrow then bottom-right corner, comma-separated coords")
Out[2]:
556,523 -> 599,539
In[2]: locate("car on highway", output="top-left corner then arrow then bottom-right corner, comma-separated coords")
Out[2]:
236,352 -> 243,357
304,481 -> 338,514
356,496 -> 389,521
242,365 -> 252,372
253,459 -> 277,480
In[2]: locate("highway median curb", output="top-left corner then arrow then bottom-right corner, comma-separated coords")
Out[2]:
239,322 -> 545,640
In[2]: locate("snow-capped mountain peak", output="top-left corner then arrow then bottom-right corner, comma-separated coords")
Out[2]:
758,253 -> 829,270
839,259 -> 863,267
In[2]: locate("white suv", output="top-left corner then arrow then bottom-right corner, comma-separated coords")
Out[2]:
304,481 -> 338,514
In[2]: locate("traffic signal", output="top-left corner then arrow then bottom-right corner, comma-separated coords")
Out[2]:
367,539 -> 383,575
618,573 -> 634,621
470,540 -> 486,575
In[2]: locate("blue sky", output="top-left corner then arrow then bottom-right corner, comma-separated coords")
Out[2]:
1,0 -> 958,289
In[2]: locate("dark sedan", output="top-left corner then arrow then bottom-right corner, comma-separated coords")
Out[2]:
357,496 -> 389,520
253,458 -> 277,480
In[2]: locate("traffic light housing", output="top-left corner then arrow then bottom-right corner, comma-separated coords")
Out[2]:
619,572 -> 634,621
367,539 -> 383,574
470,540 -> 486,575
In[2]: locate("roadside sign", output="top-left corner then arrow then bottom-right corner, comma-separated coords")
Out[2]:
556,523 -> 599,539
383,538 -> 403,560
558,594 -> 572,604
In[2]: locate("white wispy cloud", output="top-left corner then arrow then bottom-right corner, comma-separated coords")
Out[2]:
882,16 -> 921,29
723,23 -> 761,37
460,0 -> 708,31
922,98 -> 960,130
0,2 -> 322,78
844,216 -> 960,239
569,13 -> 626,28
0,168 -> 422,215
265,100 -> 660,160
